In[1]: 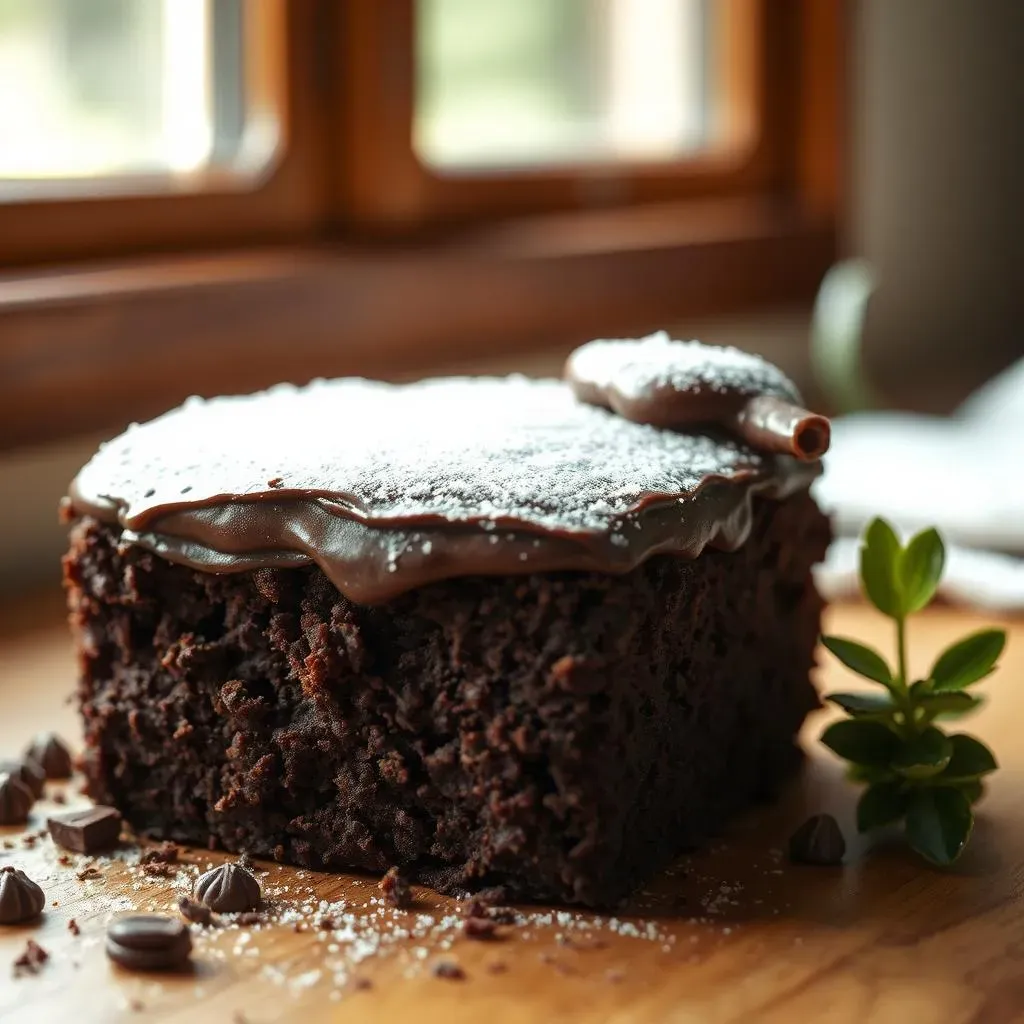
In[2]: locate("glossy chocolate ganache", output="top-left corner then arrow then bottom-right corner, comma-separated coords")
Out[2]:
67,333 -> 829,604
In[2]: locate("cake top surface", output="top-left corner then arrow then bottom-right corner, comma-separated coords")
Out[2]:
68,335 -> 822,603
76,375 -> 782,534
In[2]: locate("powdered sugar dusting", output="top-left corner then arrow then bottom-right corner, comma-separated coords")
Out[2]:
75,374 -> 778,535
568,331 -> 801,403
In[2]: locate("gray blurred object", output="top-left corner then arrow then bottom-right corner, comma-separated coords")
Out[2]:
851,0 -> 1024,410
809,1 -> 1024,609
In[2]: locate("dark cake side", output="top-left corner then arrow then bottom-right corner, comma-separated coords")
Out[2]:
66,494 -> 830,908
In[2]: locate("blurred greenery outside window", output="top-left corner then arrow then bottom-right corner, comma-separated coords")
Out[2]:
0,0 -> 719,183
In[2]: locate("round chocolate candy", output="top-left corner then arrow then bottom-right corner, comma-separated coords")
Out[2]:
106,915 -> 192,971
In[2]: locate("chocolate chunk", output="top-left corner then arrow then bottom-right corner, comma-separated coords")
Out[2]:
106,915 -> 192,971
24,733 -> 73,780
0,773 -> 34,826
178,896 -> 215,927
378,866 -> 410,908
0,867 -> 46,924
431,959 -> 466,980
13,938 -> 49,975
193,862 -> 261,912
0,758 -> 45,799
788,813 -> 846,866
48,805 -> 122,854
76,866 -> 103,881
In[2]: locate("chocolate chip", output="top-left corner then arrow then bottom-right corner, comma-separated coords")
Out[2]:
141,862 -> 173,878
13,938 -> 49,975
788,813 -> 846,866
0,773 -> 34,826
193,863 -> 261,912
378,866 -> 410,908
48,805 -> 122,854
106,915 -> 192,971
0,759 -> 44,800
431,959 -> 466,980
0,867 -> 46,924
178,896 -> 215,927
24,733 -> 73,780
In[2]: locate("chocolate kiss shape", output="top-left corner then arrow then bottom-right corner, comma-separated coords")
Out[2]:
193,862 -> 261,912
0,773 -> 34,826
0,867 -> 46,924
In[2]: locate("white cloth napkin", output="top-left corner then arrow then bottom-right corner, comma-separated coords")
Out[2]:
811,358 -> 1024,610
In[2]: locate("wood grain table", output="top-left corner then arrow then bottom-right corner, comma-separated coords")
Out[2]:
2,593 -> 1023,1024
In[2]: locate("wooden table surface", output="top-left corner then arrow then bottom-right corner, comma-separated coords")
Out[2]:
2,593 -> 1023,1024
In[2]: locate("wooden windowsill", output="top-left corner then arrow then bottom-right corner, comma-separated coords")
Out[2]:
0,196 -> 834,451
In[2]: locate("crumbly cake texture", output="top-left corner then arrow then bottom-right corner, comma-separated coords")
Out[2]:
66,493 -> 830,907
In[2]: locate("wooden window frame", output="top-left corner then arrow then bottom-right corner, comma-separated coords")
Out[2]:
0,0 -> 846,450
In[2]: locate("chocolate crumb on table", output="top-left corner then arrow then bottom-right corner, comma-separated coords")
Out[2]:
378,866 -> 411,908
13,938 -> 49,976
431,960 -> 466,981
139,841 -> 179,865
68,918 -> 81,936
178,897 -> 215,928
462,916 -> 501,941
75,866 -> 103,881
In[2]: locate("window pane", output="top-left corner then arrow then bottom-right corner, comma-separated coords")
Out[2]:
0,0 -> 253,181
416,0 -> 724,170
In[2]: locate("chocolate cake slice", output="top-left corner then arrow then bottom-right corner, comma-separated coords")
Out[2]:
63,333 -> 831,906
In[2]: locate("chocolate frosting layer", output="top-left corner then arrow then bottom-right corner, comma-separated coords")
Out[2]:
68,344 -> 823,604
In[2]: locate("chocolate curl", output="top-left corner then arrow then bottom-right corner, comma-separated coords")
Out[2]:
733,396 -> 831,461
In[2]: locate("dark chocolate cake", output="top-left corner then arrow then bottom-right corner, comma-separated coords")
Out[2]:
63,333 -> 832,906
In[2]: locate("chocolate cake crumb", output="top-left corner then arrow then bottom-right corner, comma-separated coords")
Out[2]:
140,841 -> 179,865
463,916 -> 500,941
379,866 -> 410,908
68,919 -> 81,936
236,911 -> 262,926
13,939 -> 49,975
351,977 -> 373,991
178,896 -> 215,927
57,854 -> 72,866
76,866 -> 102,881
431,960 -> 466,981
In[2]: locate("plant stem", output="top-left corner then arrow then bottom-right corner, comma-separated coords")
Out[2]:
894,614 -> 916,735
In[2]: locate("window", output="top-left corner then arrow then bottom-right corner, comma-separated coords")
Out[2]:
416,0 -> 724,169
0,0 -> 844,449
0,0 -> 259,184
